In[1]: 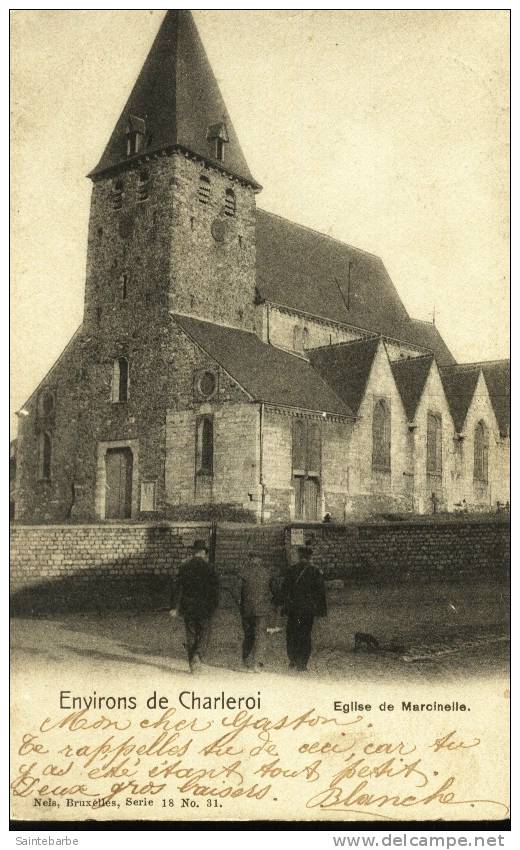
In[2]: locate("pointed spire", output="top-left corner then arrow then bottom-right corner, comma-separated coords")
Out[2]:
90,11 -> 258,187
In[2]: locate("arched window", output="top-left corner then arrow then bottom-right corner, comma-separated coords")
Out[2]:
38,390 -> 55,417
39,432 -> 52,481
224,188 -> 236,217
293,326 -> 304,352
302,327 -> 310,349
474,420 -> 489,483
112,357 -> 129,403
426,412 -> 442,477
372,399 -> 391,472
196,415 -> 214,476
198,175 -> 211,205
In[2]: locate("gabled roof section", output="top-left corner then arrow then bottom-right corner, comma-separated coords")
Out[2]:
90,11 -> 257,186
308,337 -> 380,415
481,360 -> 510,436
171,314 -> 354,418
405,319 -> 456,366
256,210 -> 410,338
255,209 -> 456,363
439,365 -> 481,433
391,355 -> 434,422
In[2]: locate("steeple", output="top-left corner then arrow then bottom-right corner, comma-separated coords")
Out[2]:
90,10 -> 259,187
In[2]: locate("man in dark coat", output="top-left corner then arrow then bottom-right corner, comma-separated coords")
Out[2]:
281,546 -> 327,672
238,551 -> 276,673
169,539 -> 219,673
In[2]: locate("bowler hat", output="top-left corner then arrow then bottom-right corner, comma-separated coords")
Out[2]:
192,539 -> 208,552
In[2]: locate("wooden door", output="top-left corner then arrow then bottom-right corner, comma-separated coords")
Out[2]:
303,477 -> 319,521
293,476 -> 319,521
105,448 -> 133,519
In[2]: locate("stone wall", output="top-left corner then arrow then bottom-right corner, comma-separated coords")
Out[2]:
290,517 -> 510,583
10,517 -> 508,614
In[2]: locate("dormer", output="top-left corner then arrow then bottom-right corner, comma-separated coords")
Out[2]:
207,122 -> 229,162
125,115 -> 146,157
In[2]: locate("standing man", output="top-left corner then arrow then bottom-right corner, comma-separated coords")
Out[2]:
281,546 -> 327,672
239,551 -> 276,673
169,539 -> 219,673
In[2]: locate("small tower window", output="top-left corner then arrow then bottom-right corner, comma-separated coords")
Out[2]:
38,431 -> 52,481
112,179 -> 124,211
224,188 -> 236,217
126,115 -> 146,157
293,325 -> 304,353
137,169 -> 150,202
112,357 -> 129,403
121,273 -> 129,301
198,175 -> 211,205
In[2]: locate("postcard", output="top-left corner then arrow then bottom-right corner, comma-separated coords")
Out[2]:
10,10 -> 510,826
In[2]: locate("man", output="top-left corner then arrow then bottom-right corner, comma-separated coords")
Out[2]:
281,546 -> 327,672
238,551 -> 276,673
169,539 -> 219,673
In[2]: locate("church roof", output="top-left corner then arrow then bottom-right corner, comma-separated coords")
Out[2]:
439,365 -> 481,433
440,360 -> 510,436
255,209 -> 456,366
390,355 -> 434,421
90,11 -> 258,186
481,360 -> 510,436
308,338 -> 380,415
171,314 -> 354,418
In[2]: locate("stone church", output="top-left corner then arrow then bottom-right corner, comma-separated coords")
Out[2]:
14,10 -> 510,524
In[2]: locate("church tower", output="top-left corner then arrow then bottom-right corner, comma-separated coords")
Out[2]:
84,10 -> 261,337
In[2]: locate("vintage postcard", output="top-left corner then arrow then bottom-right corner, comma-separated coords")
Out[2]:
10,10 -> 510,827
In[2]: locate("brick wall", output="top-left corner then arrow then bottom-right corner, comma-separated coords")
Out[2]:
10,517 -> 508,614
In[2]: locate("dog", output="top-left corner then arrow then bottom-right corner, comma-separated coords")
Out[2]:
354,632 -> 380,652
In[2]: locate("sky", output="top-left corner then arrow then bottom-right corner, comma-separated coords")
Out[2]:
10,10 -> 509,432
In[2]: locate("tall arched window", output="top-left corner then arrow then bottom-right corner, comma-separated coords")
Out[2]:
426,412 -> 442,477
474,420 -> 489,483
39,431 -> 52,481
302,327 -> 310,349
224,188 -> 236,217
198,175 -> 211,204
112,357 -> 129,403
372,399 -> 391,472
196,415 -> 214,476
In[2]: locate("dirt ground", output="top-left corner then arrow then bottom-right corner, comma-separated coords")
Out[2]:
10,578 -> 509,683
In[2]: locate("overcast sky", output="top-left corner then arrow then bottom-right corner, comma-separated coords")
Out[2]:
10,10 -> 509,431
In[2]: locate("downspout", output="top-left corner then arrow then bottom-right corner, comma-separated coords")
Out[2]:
259,402 -> 266,524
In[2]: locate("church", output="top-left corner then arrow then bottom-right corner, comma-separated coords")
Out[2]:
14,10 -> 510,524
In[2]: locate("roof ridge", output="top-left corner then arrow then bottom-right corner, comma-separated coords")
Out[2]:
391,353 -> 434,368
310,336 -> 381,354
170,311 -> 257,336
257,208 -> 382,262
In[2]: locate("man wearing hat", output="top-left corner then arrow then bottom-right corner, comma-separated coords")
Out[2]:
169,539 -> 219,673
280,546 -> 327,672
238,551 -> 277,673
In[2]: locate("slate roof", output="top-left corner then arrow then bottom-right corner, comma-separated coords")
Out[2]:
308,338 -> 380,415
255,210 -> 456,365
481,361 -> 510,436
405,320 -> 456,367
440,361 -> 510,435
390,355 -> 434,421
171,314 -> 354,418
90,11 -> 257,186
439,366 -> 481,433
